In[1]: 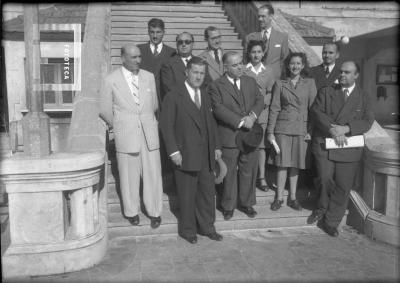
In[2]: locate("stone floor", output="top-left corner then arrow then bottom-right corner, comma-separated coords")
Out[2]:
4,225 -> 399,283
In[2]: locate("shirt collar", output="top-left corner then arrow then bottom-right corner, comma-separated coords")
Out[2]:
246,62 -> 265,75
262,27 -> 272,35
226,74 -> 240,88
181,55 -> 192,66
323,63 -> 335,73
121,66 -> 138,78
150,42 -> 163,53
342,83 -> 356,94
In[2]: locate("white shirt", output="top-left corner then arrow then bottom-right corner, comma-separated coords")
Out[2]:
342,83 -> 356,97
323,63 -> 335,73
184,81 -> 201,105
246,62 -> 265,75
121,66 -> 138,94
262,27 -> 272,40
209,48 -> 222,61
181,55 -> 192,66
150,42 -> 163,55
226,74 -> 241,90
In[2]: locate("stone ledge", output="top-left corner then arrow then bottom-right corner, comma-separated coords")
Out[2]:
365,211 -> 400,247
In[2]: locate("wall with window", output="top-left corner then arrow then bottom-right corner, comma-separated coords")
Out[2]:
3,40 -> 77,152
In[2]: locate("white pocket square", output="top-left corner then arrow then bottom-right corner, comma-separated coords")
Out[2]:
274,44 -> 281,47
334,79 -> 339,84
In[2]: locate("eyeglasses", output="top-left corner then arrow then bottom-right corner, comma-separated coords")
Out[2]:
177,40 -> 193,45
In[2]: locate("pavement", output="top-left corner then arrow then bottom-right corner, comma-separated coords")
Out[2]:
4,225 -> 399,283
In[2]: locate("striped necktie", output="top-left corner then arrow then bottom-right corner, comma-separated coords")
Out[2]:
343,88 -> 349,102
194,88 -> 201,109
131,73 -> 140,105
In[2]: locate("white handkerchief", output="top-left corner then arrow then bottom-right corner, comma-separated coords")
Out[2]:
334,79 -> 339,84
274,44 -> 281,47
325,135 -> 365,149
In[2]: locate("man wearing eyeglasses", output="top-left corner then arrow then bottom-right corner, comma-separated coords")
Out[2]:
199,26 -> 224,81
160,32 -> 211,101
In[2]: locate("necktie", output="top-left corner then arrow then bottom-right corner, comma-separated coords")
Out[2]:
131,74 -> 140,105
194,88 -> 201,109
325,66 -> 330,78
343,88 -> 349,102
262,30 -> 267,41
153,44 -> 159,56
214,49 -> 220,64
185,58 -> 189,66
233,78 -> 245,107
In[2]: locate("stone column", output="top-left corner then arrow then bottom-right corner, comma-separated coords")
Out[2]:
21,4 -> 51,157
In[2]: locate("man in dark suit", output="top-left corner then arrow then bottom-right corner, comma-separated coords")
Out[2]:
308,61 -> 374,237
161,32 -> 212,101
160,57 -> 223,244
138,18 -> 175,104
245,3 -> 289,79
199,26 -> 224,81
210,51 -> 264,220
309,42 -> 341,91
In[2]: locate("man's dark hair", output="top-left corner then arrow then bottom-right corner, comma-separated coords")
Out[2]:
176,32 -> 195,43
222,51 -> 238,64
186,56 -> 207,70
204,26 -> 218,40
148,18 -> 165,30
259,3 -> 274,15
323,42 -> 341,53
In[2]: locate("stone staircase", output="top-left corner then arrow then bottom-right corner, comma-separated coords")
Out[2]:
110,1 -> 243,69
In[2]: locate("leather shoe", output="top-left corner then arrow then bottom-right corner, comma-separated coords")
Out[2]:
307,210 -> 324,224
181,234 -> 197,244
127,215 -> 140,226
150,216 -> 161,229
256,178 -> 270,192
223,210 -> 233,220
206,231 -> 223,241
270,199 -> 284,211
287,199 -> 302,211
321,222 -> 339,237
239,206 -> 257,218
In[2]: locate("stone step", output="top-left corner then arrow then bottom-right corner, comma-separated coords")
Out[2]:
111,34 -> 239,42
112,2 -> 221,8
111,29 -> 237,36
111,22 -> 235,30
111,11 -> 226,18
112,16 -> 231,23
111,41 -> 242,48
112,3 -> 223,12
108,203 -> 317,239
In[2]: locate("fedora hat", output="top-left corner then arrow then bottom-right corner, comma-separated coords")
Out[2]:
214,157 -> 227,184
235,122 -> 263,153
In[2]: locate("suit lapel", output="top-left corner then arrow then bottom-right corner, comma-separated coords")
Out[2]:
336,85 -> 361,122
221,76 -> 243,107
179,85 -> 202,131
205,51 -> 223,75
115,68 -> 137,109
138,70 -> 147,112
281,79 -> 302,102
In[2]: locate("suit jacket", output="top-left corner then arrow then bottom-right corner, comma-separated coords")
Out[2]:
198,48 -> 224,81
99,68 -> 160,153
138,42 -> 175,103
160,83 -> 221,172
160,55 -> 212,101
209,74 -> 264,148
245,28 -> 289,80
309,63 -> 341,91
267,77 -> 317,136
310,84 -> 374,162
243,65 -> 275,124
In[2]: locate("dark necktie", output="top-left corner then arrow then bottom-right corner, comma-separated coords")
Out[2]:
343,88 -> 349,102
194,88 -> 201,109
325,66 -> 330,78
154,44 -> 159,56
214,49 -> 220,64
233,78 -> 245,108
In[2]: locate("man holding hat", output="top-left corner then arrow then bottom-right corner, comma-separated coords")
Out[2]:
209,51 -> 264,220
160,57 -> 223,244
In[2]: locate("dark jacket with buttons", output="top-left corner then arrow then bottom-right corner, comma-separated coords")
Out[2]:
267,77 -> 317,136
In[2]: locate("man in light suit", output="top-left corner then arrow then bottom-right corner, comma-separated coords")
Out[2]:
245,3 -> 289,79
309,61 -> 374,237
100,44 -> 163,229
210,51 -> 264,220
199,26 -> 224,81
138,18 -> 176,105
309,42 -> 341,91
160,57 -> 223,244
160,32 -> 211,100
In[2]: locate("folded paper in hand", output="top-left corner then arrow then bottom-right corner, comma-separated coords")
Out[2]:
271,139 -> 281,154
325,135 -> 365,149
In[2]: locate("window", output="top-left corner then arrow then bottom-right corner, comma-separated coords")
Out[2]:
40,57 -> 75,108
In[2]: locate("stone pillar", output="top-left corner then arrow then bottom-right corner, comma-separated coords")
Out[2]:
21,4 -> 51,157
